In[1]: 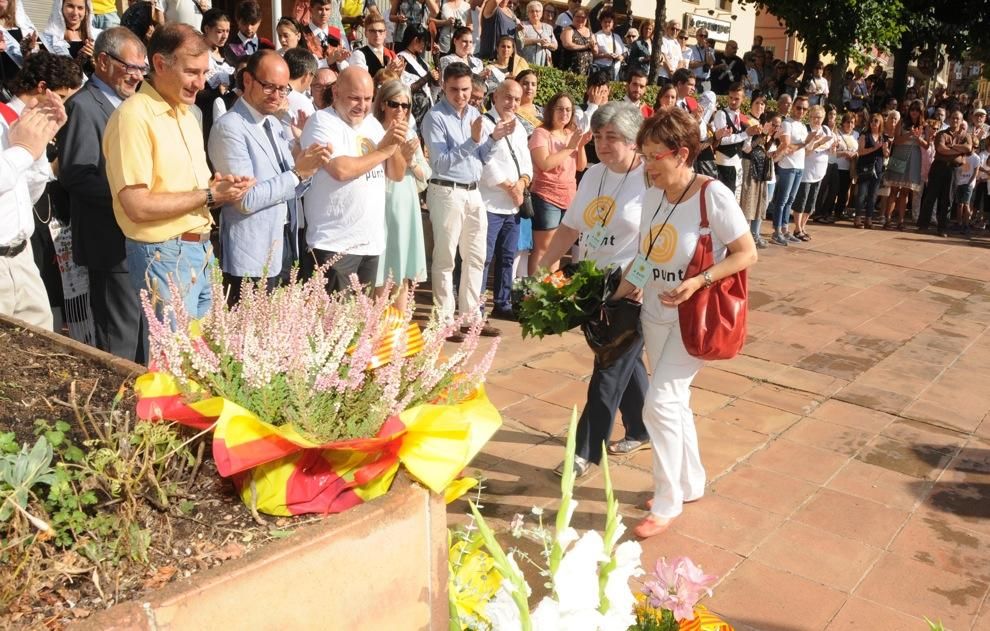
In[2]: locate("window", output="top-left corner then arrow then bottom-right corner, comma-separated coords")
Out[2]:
719,0 -> 733,10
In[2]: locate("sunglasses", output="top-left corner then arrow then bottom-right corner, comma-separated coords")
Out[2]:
386,100 -> 411,110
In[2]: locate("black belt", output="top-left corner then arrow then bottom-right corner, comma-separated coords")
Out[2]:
429,178 -> 477,191
0,239 -> 26,258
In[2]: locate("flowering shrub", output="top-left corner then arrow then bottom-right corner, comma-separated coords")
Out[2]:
143,268 -> 498,443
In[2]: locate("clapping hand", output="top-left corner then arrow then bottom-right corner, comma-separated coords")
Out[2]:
470,115 -> 484,143
211,173 -> 256,205
294,142 -> 333,179
491,117 -> 515,140
80,38 -> 95,58
387,56 -> 406,73
399,136 -> 419,162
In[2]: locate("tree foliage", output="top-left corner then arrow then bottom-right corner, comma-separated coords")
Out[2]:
740,0 -> 907,63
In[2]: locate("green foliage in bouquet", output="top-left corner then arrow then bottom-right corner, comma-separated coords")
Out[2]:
511,260 -> 608,339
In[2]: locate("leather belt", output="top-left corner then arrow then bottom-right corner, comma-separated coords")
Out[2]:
178,231 -> 211,243
0,239 -> 27,258
429,178 -> 477,191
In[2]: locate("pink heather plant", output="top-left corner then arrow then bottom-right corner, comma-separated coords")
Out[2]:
142,265 -> 498,443
643,556 -> 717,622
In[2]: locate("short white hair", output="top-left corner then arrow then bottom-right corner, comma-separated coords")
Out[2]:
526,1 -> 543,13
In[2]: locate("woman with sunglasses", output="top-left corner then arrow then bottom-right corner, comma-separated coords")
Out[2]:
881,99 -> 930,230
611,107 -> 756,538
372,80 -> 429,312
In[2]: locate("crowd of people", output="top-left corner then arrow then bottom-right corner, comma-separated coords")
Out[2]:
0,0 -> 986,537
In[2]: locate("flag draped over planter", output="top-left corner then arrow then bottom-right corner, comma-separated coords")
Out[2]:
134,372 -> 500,516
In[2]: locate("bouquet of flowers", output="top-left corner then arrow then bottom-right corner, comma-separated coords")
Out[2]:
632,557 -> 731,631
511,260 -> 610,339
134,268 -> 501,516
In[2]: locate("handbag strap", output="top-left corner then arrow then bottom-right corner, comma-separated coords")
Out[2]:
486,112 -> 523,180
698,178 -> 714,229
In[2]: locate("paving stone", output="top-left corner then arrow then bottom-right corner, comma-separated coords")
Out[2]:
739,383 -> 822,416
826,458 -> 934,511
710,465 -> 817,515
635,529 -> 744,587
791,488 -> 910,548
750,520 -> 883,592
783,417 -> 875,456
709,560 -> 847,631
888,510 -> 990,583
707,399 -> 803,436
809,398 -> 895,433
855,435 -> 954,480
855,553 -> 989,629
825,598 -> 925,630
669,494 -> 785,556
746,438 -> 850,485
690,367 -> 757,397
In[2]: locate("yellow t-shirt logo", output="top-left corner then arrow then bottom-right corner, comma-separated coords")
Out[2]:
583,196 -> 616,228
359,136 -> 376,156
642,224 -> 678,264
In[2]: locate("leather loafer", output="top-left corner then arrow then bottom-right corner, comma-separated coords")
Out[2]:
462,324 -> 501,337
446,331 -> 466,343
490,308 -> 517,321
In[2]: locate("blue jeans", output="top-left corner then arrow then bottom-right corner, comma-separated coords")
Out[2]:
482,212 -> 520,312
855,176 -> 881,220
767,167 -> 803,232
92,12 -> 120,29
125,238 -> 214,359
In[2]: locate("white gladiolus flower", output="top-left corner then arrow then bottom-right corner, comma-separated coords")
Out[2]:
553,530 -> 608,613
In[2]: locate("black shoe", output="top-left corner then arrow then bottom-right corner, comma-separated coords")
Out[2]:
446,331 -> 466,343
490,308 -> 517,321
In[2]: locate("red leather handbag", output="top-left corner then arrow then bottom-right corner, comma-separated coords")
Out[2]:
678,180 -> 748,360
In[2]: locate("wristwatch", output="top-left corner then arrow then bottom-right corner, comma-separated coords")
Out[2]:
291,167 -> 308,182
205,187 -> 215,208
702,270 -> 714,289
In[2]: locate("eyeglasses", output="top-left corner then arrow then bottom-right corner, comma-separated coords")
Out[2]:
250,73 -> 291,96
367,28 -> 386,34
792,105 -> 808,112
104,51 -> 149,76
643,147 -> 678,162
385,100 -> 410,110
678,36 -> 688,41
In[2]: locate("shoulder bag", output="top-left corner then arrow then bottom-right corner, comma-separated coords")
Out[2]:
486,113 -> 535,219
678,179 -> 749,360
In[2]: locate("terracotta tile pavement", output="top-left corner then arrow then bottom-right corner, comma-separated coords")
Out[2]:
452,225 -> 990,628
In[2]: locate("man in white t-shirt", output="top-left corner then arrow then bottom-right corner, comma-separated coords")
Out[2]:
480,79 -> 530,320
804,62 -> 829,106
658,20 -> 681,84
300,66 -> 406,292
591,10 -> 625,81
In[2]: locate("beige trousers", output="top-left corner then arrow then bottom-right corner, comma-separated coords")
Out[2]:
0,240 -> 54,330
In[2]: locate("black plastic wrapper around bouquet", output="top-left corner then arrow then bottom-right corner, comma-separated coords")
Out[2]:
580,266 -> 643,369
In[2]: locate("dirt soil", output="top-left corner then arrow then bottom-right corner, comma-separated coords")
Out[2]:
0,322 -> 312,629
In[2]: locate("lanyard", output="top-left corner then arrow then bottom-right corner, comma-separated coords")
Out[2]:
643,173 -> 697,259
594,158 -> 635,226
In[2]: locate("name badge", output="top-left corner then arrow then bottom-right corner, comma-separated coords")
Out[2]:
625,254 -> 653,289
586,224 -> 607,251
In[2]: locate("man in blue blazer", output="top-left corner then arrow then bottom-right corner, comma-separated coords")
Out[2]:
59,27 -> 147,362
208,50 -> 331,304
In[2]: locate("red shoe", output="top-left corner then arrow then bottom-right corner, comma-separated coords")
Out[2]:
642,496 -> 701,511
633,514 -> 675,539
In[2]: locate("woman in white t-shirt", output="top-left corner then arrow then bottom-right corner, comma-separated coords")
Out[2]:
537,102 -> 649,478
612,108 -> 757,539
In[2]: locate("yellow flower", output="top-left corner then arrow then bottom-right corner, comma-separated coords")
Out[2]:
449,539 -> 503,625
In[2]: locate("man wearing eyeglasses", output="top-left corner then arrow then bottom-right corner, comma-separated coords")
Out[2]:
209,51 -> 333,304
103,23 -> 256,358
685,28 -> 714,93
59,27 -> 148,362
348,13 -> 399,78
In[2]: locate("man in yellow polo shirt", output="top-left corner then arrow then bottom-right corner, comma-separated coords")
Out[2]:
103,23 -> 254,354
92,0 -> 121,30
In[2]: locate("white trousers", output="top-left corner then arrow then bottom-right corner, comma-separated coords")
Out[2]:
427,184 -> 487,322
0,240 -> 53,330
642,317 -> 705,519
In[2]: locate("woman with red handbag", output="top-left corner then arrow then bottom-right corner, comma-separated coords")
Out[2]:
613,108 -> 758,539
